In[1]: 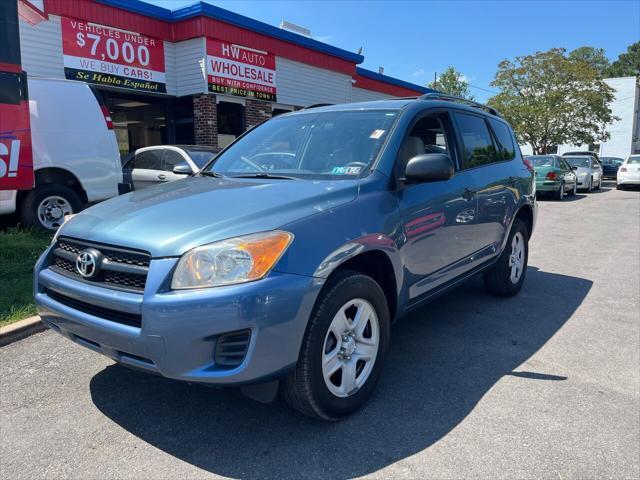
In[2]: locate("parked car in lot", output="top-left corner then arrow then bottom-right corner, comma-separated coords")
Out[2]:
0,78 -> 125,231
617,154 -> 640,189
600,156 -> 624,179
564,155 -> 603,191
122,145 -> 219,190
526,154 -> 577,200
34,94 -> 536,420
563,150 -> 601,163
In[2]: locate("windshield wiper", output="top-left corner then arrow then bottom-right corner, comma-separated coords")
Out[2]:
231,173 -> 298,180
199,170 -> 225,178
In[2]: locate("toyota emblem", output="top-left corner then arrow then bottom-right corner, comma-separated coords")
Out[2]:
75,248 -> 102,278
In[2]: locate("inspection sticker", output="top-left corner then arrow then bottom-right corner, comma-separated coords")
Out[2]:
332,166 -> 362,175
370,129 -> 385,139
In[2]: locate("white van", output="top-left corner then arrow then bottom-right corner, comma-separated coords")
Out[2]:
0,78 -> 124,230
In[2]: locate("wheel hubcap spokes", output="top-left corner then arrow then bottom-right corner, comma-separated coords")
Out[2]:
322,299 -> 380,398
37,196 -> 72,229
508,232 -> 525,284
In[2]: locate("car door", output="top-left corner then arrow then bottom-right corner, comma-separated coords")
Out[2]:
452,112 -> 516,256
559,157 -> 576,189
592,158 -> 603,183
161,149 -> 194,181
396,110 -> 483,299
131,149 -> 165,190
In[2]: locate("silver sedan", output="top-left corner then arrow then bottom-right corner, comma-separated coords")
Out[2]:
564,155 -> 603,192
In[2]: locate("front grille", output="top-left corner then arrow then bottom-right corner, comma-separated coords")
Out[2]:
49,237 -> 150,293
45,288 -> 142,328
215,330 -> 251,368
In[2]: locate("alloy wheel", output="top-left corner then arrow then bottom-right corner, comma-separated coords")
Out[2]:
508,232 -> 525,284
322,298 -> 380,398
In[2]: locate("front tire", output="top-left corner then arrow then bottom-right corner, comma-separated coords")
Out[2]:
20,184 -> 82,231
281,271 -> 390,420
587,177 -> 593,193
483,218 -> 529,297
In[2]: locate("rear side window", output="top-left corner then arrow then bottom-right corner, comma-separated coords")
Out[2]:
454,113 -> 498,169
488,118 -> 516,160
135,150 -> 163,170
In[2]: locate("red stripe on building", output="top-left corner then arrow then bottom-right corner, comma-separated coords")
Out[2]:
353,74 -> 424,97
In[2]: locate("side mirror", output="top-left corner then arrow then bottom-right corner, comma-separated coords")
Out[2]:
571,166 -> 578,170
172,162 -> 192,175
404,153 -> 454,183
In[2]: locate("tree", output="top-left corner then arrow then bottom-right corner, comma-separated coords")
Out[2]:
605,42 -> 640,77
568,46 -> 610,78
428,66 -> 475,100
487,48 -> 616,155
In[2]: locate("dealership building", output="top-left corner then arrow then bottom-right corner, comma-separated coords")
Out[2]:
17,0 -> 431,154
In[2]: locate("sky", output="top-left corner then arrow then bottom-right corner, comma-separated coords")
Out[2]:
147,0 -> 640,102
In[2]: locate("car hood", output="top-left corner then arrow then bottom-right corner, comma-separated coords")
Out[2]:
59,176 -> 358,257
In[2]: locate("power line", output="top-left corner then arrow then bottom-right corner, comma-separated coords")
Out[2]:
468,84 -> 499,94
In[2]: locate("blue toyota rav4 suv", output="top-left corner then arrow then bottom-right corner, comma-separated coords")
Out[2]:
35,94 -> 536,420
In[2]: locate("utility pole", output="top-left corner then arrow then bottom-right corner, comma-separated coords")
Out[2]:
433,71 -> 437,90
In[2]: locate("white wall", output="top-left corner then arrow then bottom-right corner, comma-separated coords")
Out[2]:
19,16 -> 63,78
351,87 -> 393,103
276,57 -> 352,106
175,38 -> 207,96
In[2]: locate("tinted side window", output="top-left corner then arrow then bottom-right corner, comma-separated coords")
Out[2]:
454,113 -> 498,169
162,150 -> 186,171
488,118 -> 516,160
135,151 -> 163,170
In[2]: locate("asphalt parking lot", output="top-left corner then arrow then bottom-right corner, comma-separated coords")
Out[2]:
1,182 -> 638,480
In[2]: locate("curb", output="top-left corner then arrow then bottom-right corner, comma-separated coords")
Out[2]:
0,316 -> 46,347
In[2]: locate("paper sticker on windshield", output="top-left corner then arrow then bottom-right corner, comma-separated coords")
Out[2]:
370,129 -> 385,139
332,166 -> 362,175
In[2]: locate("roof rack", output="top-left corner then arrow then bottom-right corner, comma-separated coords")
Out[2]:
419,92 -> 502,117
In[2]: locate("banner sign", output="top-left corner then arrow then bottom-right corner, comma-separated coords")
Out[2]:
206,39 -> 277,101
0,77 -> 34,191
61,17 -> 166,93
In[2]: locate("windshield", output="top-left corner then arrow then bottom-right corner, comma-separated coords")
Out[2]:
527,156 -> 557,168
185,149 -> 218,168
627,155 -> 640,164
565,156 -> 591,168
205,110 -> 398,179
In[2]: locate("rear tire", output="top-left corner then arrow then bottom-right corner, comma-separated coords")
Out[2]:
483,218 -> 529,297
616,184 -> 623,190
20,184 -> 82,232
281,270 -> 390,420
554,183 -> 565,201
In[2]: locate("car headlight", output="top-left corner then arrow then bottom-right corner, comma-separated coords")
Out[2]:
171,231 -> 293,289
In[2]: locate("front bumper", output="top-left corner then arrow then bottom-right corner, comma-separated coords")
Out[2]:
34,247 -> 322,385
576,175 -> 591,188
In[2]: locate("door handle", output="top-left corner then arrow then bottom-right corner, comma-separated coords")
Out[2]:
158,174 -> 166,180
462,187 -> 476,201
